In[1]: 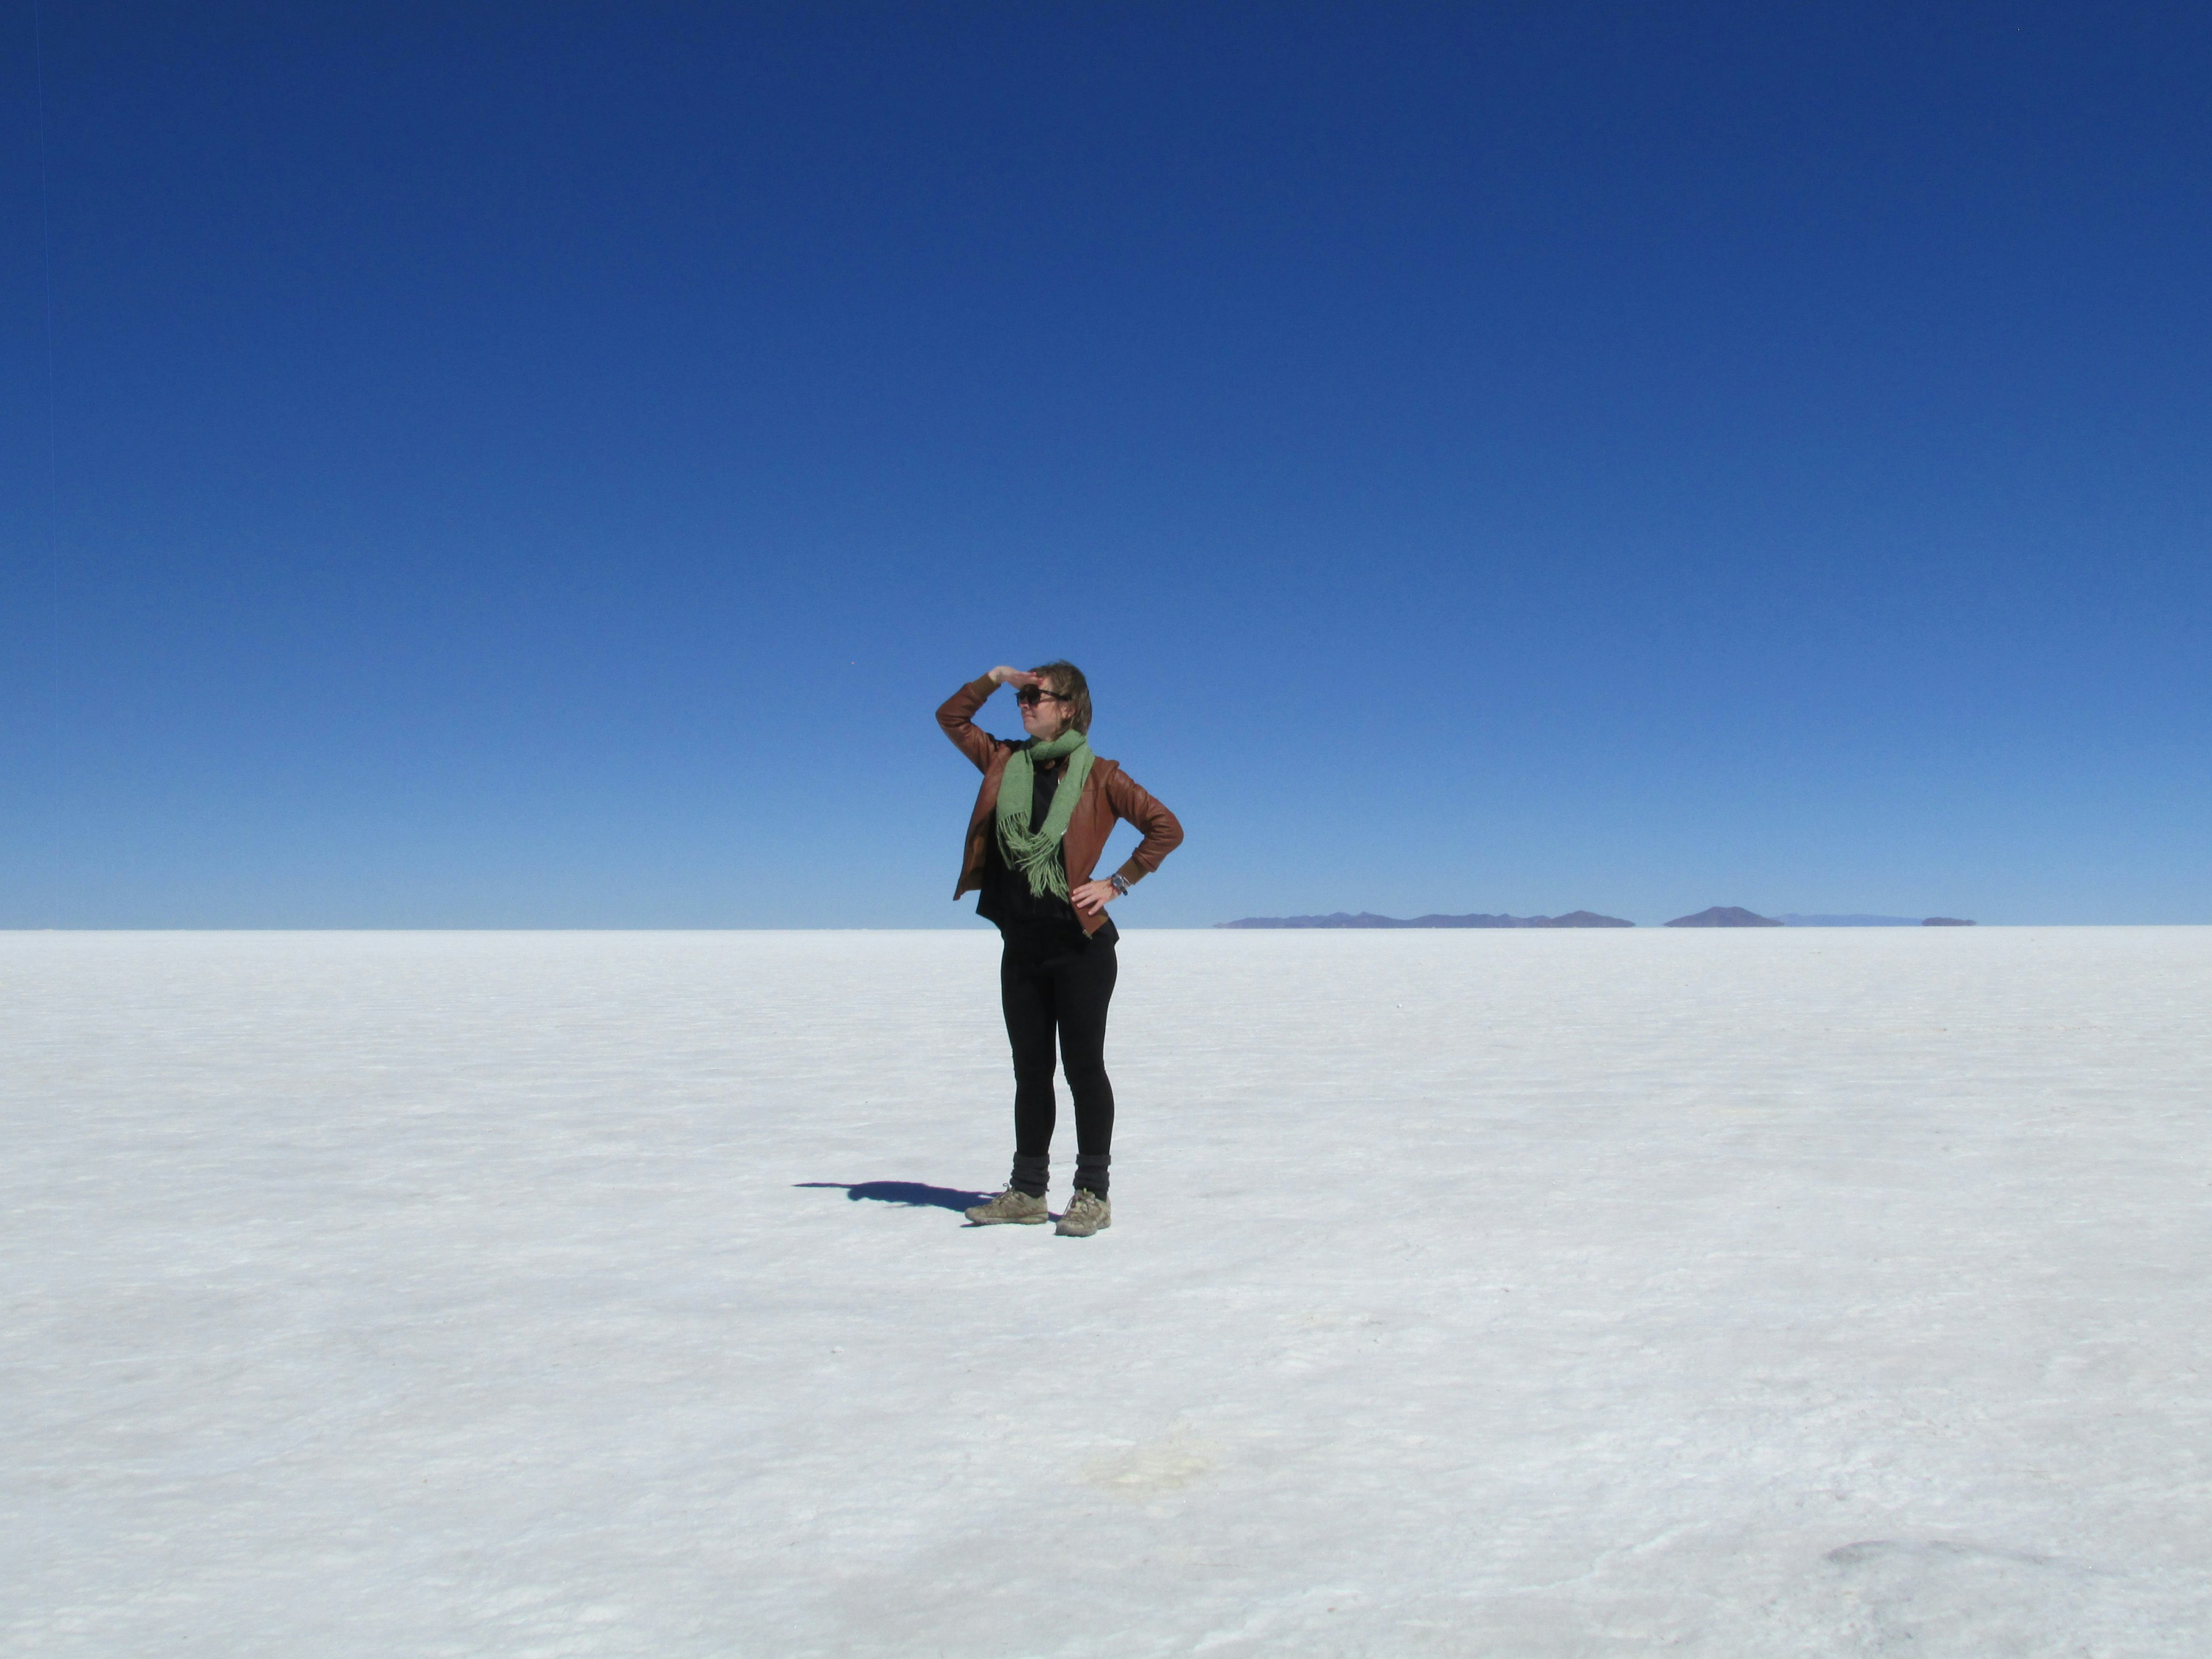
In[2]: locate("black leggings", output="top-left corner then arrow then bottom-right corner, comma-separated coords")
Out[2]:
1000,933 -> 1117,1196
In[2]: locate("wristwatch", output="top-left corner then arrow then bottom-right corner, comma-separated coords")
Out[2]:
1109,873 -> 1131,898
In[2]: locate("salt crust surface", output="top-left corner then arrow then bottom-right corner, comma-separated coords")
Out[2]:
4,927 -> 2209,1657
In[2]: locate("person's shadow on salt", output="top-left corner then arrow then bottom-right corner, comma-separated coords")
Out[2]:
796,1181 -> 992,1214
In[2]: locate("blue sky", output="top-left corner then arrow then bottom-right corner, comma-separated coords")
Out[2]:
3,2 -> 2206,927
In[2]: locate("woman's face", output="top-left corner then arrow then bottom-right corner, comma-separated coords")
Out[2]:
1017,681 -> 1075,741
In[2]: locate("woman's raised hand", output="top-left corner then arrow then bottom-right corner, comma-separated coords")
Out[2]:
990,666 -> 1041,689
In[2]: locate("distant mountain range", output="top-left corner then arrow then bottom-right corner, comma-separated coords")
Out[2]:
1218,907 -> 1976,929
1772,913 -> 1979,927
1217,911 -> 1635,930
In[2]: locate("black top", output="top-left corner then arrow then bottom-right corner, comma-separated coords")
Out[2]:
976,760 -> 1117,949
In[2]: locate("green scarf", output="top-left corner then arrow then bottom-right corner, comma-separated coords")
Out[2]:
995,728 -> 1095,900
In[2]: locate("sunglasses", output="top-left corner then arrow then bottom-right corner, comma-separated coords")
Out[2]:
1015,687 -> 1070,706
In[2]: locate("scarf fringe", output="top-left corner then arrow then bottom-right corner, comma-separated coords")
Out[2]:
995,733 -> 1094,901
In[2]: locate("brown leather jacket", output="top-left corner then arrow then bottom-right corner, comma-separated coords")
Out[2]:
937,675 -> 1185,935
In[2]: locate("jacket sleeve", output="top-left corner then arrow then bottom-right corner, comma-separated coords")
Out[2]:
1103,765 -> 1184,884
936,675 -> 1012,774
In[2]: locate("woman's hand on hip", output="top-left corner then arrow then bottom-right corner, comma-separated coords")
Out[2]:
1071,880 -> 1118,917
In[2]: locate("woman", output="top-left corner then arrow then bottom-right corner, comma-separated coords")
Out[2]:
937,661 -> 1184,1237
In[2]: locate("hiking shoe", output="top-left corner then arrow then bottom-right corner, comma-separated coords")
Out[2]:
1055,1190 -> 1111,1237
965,1188 -> 1048,1225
